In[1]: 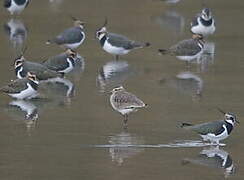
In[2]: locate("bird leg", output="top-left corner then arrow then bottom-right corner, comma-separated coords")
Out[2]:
123,114 -> 128,129
115,55 -> 119,61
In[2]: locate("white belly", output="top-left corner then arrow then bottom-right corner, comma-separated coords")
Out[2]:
200,125 -> 229,143
176,50 -> 203,62
191,19 -> 216,36
103,41 -> 130,55
9,83 -> 38,99
8,0 -> 27,15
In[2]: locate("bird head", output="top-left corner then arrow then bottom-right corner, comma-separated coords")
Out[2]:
217,108 -> 239,125
27,72 -> 38,83
14,55 -> 25,69
66,49 -> 77,59
71,16 -> 85,29
201,8 -> 212,21
111,86 -> 125,93
95,18 -> 108,40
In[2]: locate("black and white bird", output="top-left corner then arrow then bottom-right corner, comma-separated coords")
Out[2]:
0,72 -> 38,99
3,18 -> 28,50
96,19 -> 150,60
4,0 -> 30,15
181,109 -> 239,144
46,17 -> 85,50
42,49 -> 77,74
191,8 -> 216,36
110,86 -> 147,127
14,55 -> 64,80
158,34 -> 204,62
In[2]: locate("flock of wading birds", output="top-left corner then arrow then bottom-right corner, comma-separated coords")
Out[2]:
2,0 -> 239,145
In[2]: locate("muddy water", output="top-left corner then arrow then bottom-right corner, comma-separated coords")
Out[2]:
0,0 -> 244,179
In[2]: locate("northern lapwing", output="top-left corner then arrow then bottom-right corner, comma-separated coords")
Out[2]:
181,109 -> 239,144
4,18 -> 28,50
0,72 -> 38,99
42,49 -> 76,74
191,8 -> 216,36
4,0 -> 30,15
14,55 -> 64,80
96,19 -> 150,60
110,86 -> 147,127
158,34 -> 204,62
46,17 -> 85,50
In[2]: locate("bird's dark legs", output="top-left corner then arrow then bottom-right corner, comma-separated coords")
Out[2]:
115,55 -> 119,60
123,114 -> 128,129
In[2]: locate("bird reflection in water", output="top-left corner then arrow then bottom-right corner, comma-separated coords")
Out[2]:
97,60 -> 135,93
3,18 -> 28,53
49,0 -> 64,12
182,146 -> 235,178
39,78 -> 75,105
197,41 -> 215,73
108,130 -> 144,165
152,10 -> 185,36
160,71 -> 203,100
7,100 -> 38,132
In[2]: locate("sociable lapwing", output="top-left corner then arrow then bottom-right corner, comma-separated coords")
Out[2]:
181,109 -> 239,144
46,17 -> 85,50
110,86 -> 147,127
4,0 -> 30,15
0,72 -> 38,99
42,49 -> 76,74
158,34 -> 204,62
191,8 -> 216,36
14,55 -> 64,80
96,19 -> 150,60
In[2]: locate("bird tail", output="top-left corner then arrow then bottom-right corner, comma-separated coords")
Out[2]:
158,49 -> 169,55
133,42 -> 151,49
180,123 -> 193,128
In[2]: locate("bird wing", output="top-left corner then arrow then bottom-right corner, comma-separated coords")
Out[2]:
113,91 -> 145,109
52,27 -> 83,44
0,78 -> 28,94
43,53 -> 69,71
24,61 -> 62,80
170,39 -> 202,56
186,120 -> 225,135
107,33 -> 135,49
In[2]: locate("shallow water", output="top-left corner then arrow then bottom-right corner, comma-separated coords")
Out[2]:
0,0 -> 244,179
